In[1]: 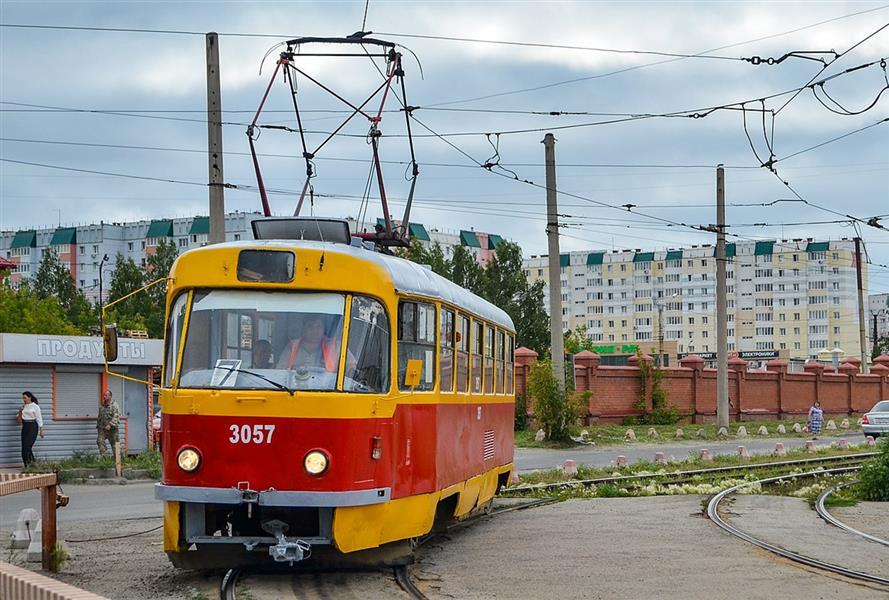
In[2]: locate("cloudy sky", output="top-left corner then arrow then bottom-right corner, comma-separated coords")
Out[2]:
1,1 -> 887,288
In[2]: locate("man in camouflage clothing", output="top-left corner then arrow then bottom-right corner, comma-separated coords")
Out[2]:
97,389 -> 121,456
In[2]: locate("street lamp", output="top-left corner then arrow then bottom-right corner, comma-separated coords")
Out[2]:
97,254 -> 110,306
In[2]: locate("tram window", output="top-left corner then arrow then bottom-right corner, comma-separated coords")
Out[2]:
505,334 -> 515,395
398,301 -> 436,391
456,315 -> 470,393
343,296 -> 390,393
471,321 -> 484,394
179,290 -> 345,392
495,330 -> 505,394
163,293 -> 188,386
439,308 -> 455,392
484,325 -> 495,395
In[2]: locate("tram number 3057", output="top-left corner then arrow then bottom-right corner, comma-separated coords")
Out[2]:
229,424 -> 276,444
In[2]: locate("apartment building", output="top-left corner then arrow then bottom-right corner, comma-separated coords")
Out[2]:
524,239 -> 864,362
2,212 -> 504,302
870,292 -> 889,347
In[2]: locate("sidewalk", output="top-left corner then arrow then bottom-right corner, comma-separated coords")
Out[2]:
514,434 -> 869,472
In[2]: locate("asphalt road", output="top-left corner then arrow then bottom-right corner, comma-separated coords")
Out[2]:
0,435 -> 867,528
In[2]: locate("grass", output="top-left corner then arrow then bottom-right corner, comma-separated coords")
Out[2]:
514,444 -> 873,486
24,449 -> 162,480
515,416 -> 862,448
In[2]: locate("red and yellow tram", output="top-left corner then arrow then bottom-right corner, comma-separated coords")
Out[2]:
141,222 -> 515,567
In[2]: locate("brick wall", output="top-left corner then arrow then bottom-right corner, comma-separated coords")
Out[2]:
515,348 -> 889,423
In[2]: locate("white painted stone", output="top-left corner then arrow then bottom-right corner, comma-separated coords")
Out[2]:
840,419 -> 850,430
12,509 -> 39,549
25,521 -> 42,562
625,429 -> 637,441
774,442 -> 786,456
777,424 -> 787,434
737,426 -> 748,437
654,452 -> 667,464
647,428 -> 659,439
757,425 -> 769,436
866,435 -> 876,446
700,449 -> 713,462
792,423 -> 803,433
675,428 -> 684,438
837,439 -> 849,449
696,428 -> 706,438
805,440 -> 817,453
826,420 -> 837,430
616,455 -> 629,468
737,446 -> 750,461
535,429 -> 546,442
717,427 -> 729,437
563,459 -> 578,477
580,429 -> 590,441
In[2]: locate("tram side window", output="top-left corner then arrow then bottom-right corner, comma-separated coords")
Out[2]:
456,315 -> 470,393
484,325 -> 495,394
344,296 -> 390,393
471,321 -> 483,394
398,301 -> 436,391
164,293 -> 188,386
495,330 -> 505,394
505,334 -> 515,395
440,308 -> 455,392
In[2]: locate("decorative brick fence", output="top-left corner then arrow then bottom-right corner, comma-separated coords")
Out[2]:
515,348 -> 889,423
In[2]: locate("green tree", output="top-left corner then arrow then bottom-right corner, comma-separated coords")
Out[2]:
399,240 -> 451,279
144,239 -> 178,337
32,247 -> 96,330
526,358 -> 584,441
0,281 -> 79,335
872,336 -> 889,360
107,254 -> 150,330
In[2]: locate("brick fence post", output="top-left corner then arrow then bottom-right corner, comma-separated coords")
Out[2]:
839,360 -> 858,414
804,360 -> 825,406
679,354 -> 705,419
875,355 -> 889,400
514,347 -> 538,411
767,358 -> 787,417
573,350 -> 600,420
728,356 -> 747,416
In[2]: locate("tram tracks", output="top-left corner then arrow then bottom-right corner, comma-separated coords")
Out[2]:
707,467 -> 889,588
816,481 -> 889,547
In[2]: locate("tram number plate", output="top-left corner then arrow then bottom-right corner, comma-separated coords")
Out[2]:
229,424 -> 276,444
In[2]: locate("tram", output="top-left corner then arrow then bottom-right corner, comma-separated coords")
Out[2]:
129,219 -> 515,568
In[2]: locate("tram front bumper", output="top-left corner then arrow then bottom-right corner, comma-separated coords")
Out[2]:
154,483 -> 391,506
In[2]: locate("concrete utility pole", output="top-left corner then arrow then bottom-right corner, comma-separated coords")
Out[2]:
207,32 -> 226,244
854,237 -> 869,372
543,133 -> 565,387
715,164 -> 729,428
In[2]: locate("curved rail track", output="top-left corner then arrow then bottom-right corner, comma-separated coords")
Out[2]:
505,452 -> 878,495
816,481 -> 889,547
707,467 -> 889,588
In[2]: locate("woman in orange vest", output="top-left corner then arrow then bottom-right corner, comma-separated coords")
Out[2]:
277,316 -> 340,372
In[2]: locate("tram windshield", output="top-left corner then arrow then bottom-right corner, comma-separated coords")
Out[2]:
177,290 -> 349,392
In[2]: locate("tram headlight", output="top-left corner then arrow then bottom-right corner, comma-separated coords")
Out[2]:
304,450 -> 329,476
176,447 -> 201,472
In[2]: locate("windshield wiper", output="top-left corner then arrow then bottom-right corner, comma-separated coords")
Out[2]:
214,366 -> 296,396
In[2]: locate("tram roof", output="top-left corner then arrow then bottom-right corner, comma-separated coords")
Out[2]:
197,240 -> 515,331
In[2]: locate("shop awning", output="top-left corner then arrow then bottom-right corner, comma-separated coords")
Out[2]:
146,220 -> 173,238
50,227 -> 77,245
10,230 -> 36,249
189,217 -> 209,235
460,230 -> 481,248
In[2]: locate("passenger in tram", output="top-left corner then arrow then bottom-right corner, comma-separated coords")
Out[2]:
252,339 -> 273,369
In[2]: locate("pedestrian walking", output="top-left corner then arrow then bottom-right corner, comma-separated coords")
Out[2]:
17,391 -> 44,467
808,400 -> 823,440
97,389 -> 121,456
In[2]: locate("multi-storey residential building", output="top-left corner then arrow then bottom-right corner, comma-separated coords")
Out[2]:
869,292 -> 889,349
524,239 -> 864,362
1,213 -> 504,302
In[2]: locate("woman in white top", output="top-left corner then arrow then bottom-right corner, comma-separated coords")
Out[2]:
18,391 -> 44,466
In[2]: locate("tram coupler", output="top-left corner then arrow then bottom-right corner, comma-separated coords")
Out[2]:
262,519 -> 312,564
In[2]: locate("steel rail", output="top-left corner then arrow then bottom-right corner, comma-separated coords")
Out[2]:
707,467 -> 889,588
219,568 -> 241,600
505,452 -> 878,494
394,565 -> 428,599
816,481 -> 889,547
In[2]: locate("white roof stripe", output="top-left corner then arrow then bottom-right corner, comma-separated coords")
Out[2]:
215,240 -> 515,331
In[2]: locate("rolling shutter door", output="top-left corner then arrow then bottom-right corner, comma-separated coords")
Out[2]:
55,368 -> 101,418
0,366 -> 53,466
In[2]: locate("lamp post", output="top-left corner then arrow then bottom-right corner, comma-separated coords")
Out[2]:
97,254 -> 110,306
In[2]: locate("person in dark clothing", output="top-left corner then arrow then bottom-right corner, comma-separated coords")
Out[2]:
17,391 -> 44,466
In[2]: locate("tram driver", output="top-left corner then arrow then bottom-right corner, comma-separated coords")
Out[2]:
277,315 -> 340,372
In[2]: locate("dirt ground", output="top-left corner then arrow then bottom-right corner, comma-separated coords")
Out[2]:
4,496 -> 887,599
